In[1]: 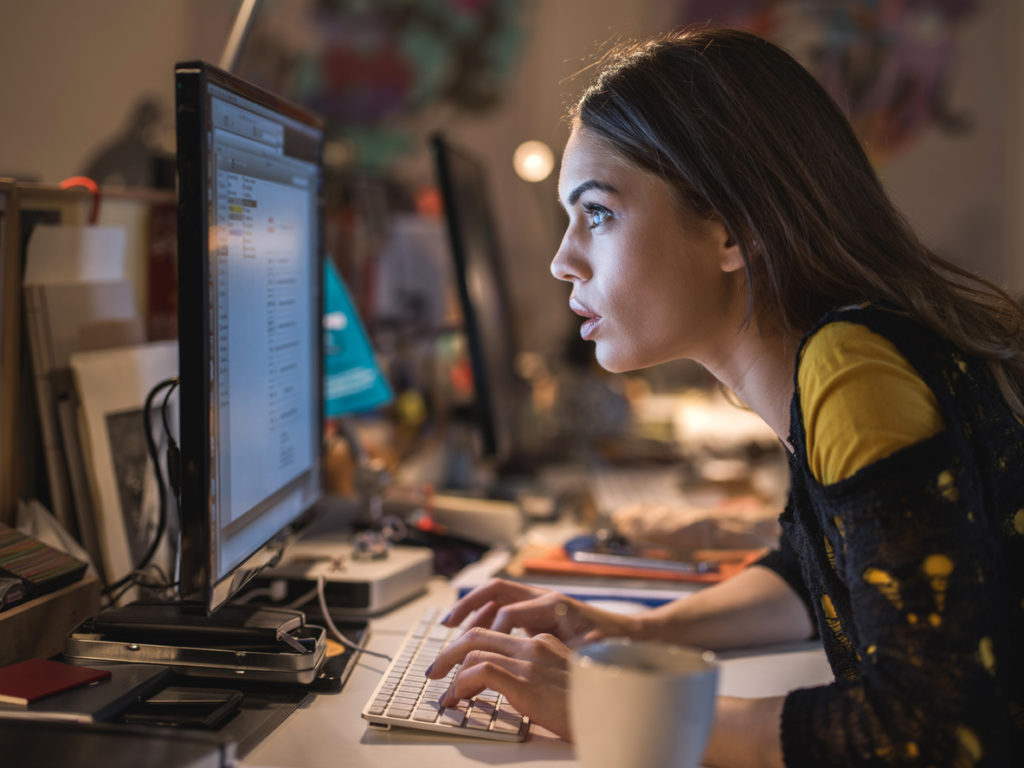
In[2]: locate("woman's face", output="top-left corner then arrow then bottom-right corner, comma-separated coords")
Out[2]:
551,127 -> 746,373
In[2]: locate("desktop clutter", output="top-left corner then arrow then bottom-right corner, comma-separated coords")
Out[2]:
0,59 -> 546,764
0,53 -> 795,766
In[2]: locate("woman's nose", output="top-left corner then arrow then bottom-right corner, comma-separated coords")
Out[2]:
550,230 -> 584,283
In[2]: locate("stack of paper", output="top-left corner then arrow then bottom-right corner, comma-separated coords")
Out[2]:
22,224 -> 140,579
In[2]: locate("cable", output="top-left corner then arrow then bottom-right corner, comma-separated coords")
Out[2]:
103,566 -> 178,608
286,585 -> 319,610
161,381 -> 182,508
316,574 -> 392,662
103,377 -> 179,597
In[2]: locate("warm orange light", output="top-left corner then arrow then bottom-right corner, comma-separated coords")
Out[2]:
513,140 -> 554,182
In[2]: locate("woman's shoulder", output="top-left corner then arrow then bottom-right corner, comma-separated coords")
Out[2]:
797,313 -> 945,485
797,303 -> 956,389
797,304 -> 936,391
800,303 -> 928,349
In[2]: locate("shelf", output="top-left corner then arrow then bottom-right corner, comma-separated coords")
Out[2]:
0,574 -> 101,665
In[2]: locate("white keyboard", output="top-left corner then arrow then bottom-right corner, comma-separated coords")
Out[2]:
361,606 -> 530,741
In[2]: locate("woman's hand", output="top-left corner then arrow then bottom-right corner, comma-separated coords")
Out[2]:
425,627 -> 574,740
440,578 -> 642,647
421,578 -> 646,740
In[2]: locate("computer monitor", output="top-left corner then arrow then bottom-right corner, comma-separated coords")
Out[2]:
431,134 -> 522,465
175,61 -> 324,613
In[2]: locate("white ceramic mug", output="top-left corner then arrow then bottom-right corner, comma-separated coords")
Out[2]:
568,639 -> 718,768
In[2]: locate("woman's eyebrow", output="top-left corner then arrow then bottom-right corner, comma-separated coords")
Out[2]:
563,179 -> 619,207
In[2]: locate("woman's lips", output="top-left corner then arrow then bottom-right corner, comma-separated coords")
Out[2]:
569,297 -> 602,340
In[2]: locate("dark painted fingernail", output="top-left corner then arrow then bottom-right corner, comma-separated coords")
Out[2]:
441,611 -> 453,624
424,663 -> 434,677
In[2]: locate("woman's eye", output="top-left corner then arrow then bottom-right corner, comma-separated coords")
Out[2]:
582,203 -> 612,229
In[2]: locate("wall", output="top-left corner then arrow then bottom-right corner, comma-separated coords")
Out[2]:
879,1 -> 1018,291
0,0 -> 230,183
1,0 -> 1020,361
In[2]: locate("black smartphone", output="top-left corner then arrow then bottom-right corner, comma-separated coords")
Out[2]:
563,533 -> 719,574
120,686 -> 242,729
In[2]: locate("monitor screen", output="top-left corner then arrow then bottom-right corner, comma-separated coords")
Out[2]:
175,61 -> 324,613
431,134 -> 520,463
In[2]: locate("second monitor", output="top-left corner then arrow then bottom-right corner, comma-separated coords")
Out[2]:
431,134 -> 524,469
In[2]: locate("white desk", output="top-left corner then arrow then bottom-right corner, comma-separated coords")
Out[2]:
242,578 -> 834,768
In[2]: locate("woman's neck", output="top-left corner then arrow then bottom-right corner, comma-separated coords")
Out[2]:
701,323 -> 799,448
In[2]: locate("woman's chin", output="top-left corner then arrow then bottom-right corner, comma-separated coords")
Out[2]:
594,346 -> 641,374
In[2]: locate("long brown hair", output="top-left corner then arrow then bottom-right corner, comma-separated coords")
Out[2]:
571,27 -> 1024,416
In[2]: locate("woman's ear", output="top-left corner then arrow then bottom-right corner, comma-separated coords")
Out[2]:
714,220 -> 745,273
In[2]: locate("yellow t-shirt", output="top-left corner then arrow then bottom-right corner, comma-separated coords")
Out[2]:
799,321 -> 945,485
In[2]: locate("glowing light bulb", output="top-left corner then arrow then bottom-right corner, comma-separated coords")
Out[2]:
513,140 -> 554,182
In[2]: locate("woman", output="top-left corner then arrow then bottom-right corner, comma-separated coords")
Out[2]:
425,28 -> 1023,766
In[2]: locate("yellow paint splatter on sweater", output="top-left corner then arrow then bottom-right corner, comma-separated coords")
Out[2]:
820,593 -> 854,655
955,725 -> 983,767
863,567 -> 903,611
1014,509 -> 1024,535
938,470 -> 960,502
824,536 -> 837,571
978,637 -> 996,675
923,554 -> 954,613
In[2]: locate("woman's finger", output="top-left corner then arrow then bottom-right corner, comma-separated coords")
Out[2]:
441,579 -> 546,627
425,626 -> 531,680
491,594 -> 575,636
465,600 -> 501,631
440,651 -> 535,706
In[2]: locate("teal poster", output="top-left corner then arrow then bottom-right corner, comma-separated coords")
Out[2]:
323,259 -> 393,416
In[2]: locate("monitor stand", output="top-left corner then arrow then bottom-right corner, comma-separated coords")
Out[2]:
64,600 -> 328,686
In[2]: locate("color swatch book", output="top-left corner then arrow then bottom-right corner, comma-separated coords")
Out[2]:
0,523 -> 87,600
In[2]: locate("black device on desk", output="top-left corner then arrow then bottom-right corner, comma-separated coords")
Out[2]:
65,60 -> 333,685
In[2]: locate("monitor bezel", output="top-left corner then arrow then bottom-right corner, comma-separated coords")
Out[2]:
175,60 -> 325,613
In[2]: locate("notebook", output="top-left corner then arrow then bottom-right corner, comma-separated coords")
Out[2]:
0,659 -> 110,705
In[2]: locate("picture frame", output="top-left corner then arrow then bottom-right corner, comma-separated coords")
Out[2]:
70,341 -> 178,599
0,179 -> 17,526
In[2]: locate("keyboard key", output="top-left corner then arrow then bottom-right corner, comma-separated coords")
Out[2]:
493,711 -> 524,733
413,702 -> 442,722
386,704 -> 414,718
439,706 -> 467,727
464,707 -> 494,730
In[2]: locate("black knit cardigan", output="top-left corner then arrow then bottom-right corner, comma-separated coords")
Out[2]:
757,304 -> 1023,767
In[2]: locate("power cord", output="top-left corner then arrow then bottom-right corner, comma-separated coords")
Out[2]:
104,566 -> 178,608
315,573 -> 392,662
103,376 -> 179,599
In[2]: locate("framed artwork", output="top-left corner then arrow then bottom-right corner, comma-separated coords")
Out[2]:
70,341 -> 178,599
0,180 -> 16,525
